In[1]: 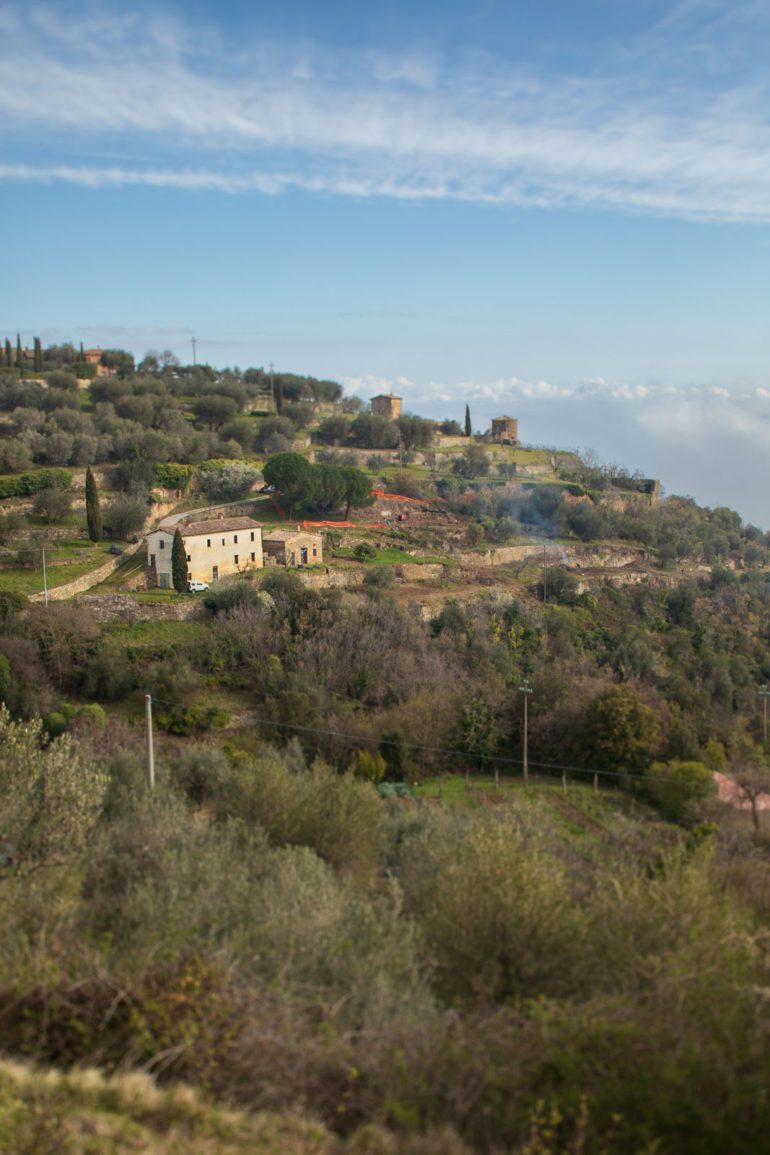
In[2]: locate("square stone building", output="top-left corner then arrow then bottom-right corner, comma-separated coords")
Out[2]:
371,393 -> 403,420
262,529 -> 323,567
490,416 -> 519,444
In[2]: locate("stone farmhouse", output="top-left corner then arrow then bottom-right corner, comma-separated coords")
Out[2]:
371,393 -> 403,420
83,349 -> 116,377
146,516 -> 322,588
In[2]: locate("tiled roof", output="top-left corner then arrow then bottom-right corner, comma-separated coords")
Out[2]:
180,517 -> 262,537
263,529 -> 307,541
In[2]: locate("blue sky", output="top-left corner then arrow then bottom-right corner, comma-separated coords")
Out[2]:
2,1 -> 770,523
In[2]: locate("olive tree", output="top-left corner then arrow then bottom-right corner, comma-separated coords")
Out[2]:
0,707 -> 108,877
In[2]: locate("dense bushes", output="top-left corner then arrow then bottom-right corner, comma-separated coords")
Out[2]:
0,466 -> 71,498
2,741 -> 770,1152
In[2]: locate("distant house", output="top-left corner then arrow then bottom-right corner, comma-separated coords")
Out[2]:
262,529 -> 323,568
490,416 -> 519,444
83,348 -> 115,377
371,393 -> 403,420
147,516 -> 263,588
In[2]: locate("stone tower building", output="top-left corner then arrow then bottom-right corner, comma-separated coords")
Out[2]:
490,416 -> 519,443
371,393 -> 403,420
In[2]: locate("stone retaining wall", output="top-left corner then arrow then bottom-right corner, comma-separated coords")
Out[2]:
453,543 -> 646,570
393,563 -> 445,582
74,594 -> 199,622
298,568 -> 365,590
29,539 -> 145,602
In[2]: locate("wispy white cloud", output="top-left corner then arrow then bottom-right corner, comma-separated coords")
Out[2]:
405,375 -> 770,417
339,373 -> 407,398
3,4 -> 770,219
401,373 -> 770,522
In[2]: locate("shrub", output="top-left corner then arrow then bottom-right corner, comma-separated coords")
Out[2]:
383,470 -> 422,499
0,706 -> 108,878
203,582 -> 265,615
0,591 -> 27,623
197,460 -> 261,501
168,745 -> 232,805
156,703 -> 230,736
46,370 -> 79,391
364,566 -> 396,591
350,748 -> 387,783
642,760 -> 716,823
214,752 -> 387,882
153,462 -> 193,490
104,493 -> 148,539
401,814 -> 586,1003
33,484 -> 73,524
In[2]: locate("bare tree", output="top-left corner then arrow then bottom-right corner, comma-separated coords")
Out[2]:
732,754 -> 770,833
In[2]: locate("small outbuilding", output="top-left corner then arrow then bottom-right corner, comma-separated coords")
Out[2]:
262,529 -> 323,567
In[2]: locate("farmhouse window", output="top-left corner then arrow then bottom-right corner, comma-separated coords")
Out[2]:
207,539 -> 211,547
234,554 -> 239,565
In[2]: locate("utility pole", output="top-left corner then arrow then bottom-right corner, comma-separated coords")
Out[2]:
760,684 -> 770,744
268,360 -> 275,410
191,336 -> 197,366
543,545 -> 547,603
519,677 -> 532,786
145,694 -> 156,790
41,547 -> 48,607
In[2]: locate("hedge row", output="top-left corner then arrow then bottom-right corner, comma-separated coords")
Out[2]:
0,468 -> 72,499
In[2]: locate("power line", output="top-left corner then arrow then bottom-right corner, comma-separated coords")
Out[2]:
145,693 -> 727,788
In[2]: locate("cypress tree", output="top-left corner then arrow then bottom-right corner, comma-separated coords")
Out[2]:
4,340 -> 11,369
464,404 -> 472,437
85,466 -> 102,543
15,334 -> 23,370
172,528 -> 188,593
33,337 -> 42,372
0,342 -> 4,368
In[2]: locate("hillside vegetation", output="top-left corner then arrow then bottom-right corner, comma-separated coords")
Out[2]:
1,707 -> 770,1153
2,347 -> 770,1151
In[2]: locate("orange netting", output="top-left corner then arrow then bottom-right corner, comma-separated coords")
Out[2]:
302,520 -> 387,529
372,488 -> 444,504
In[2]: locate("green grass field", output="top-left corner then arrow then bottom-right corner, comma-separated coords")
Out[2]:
0,535 -> 124,593
105,617 -> 206,652
0,559 -> 99,595
334,547 -> 448,565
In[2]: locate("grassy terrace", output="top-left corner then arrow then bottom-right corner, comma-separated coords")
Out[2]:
0,559 -> 98,595
0,536 -> 127,595
333,547 -> 449,565
415,774 -> 654,823
105,617 -> 206,654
